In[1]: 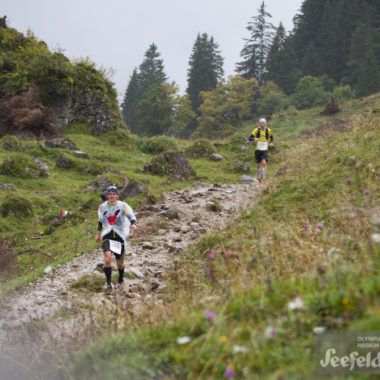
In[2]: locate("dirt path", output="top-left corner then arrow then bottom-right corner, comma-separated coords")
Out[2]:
0,181 -> 259,351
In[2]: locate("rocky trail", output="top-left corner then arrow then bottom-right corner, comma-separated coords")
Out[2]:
0,181 -> 260,356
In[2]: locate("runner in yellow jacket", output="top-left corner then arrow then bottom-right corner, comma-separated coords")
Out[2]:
248,118 -> 274,184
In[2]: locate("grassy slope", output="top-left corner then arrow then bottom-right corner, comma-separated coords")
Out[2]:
0,123 -> 258,294
55,95 -> 380,379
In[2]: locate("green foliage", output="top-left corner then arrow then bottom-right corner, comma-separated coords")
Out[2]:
138,136 -> 179,154
332,84 -> 356,100
136,83 -> 174,136
291,76 -> 329,109
0,135 -> 23,151
185,139 -> 216,158
236,1 -> 275,84
0,27 -> 117,106
194,76 -> 258,138
186,32 -> 224,118
122,44 -> 169,136
256,81 -> 289,115
169,94 -> 197,138
318,74 -> 336,93
0,196 -> 33,217
121,68 -> 140,133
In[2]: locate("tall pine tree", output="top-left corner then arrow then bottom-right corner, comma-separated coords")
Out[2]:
186,33 -> 224,136
265,23 -> 302,95
121,68 -> 141,133
121,43 -> 169,135
138,43 -> 167,92
236,1 -> 274,84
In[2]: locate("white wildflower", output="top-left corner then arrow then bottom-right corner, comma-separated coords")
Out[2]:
313,326 -> 326,335
287,297 -> 305,311
371,234 -> 380,244
232,345 -> 248,354
177,336 -> 192,345
264,326 -> 276,339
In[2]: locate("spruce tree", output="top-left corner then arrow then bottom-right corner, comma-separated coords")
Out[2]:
186,33 -> 224,135
122,43 -> 169,136
266,25 -> 302,95
138,43 -> 167,92
237,1 -> 275,84
121,68 -> 141,133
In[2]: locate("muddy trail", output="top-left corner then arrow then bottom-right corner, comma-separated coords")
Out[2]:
0,181 -> 260,364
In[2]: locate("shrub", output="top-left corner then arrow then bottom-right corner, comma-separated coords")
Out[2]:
0,196 -> 34,217
291,76 -> 329,110
1,135 -> 23,151
256,81 -> 289,115
138,136 -> 179,154
185,139 -> 216,158
228,134 -> 248,147
333,85 -> 356,100
144,151 -> 195,179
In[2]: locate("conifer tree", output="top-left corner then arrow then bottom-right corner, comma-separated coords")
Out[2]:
138,43 -> 167,92
121,68 -> 141,133
266,24 -> 302,95
186,33 -> 224,113
236,1 -> 275,84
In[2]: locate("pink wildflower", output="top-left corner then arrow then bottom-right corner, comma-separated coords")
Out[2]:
204,310 -> 217,319
225,252 -> 233,259
224,366 -> 235,378
363,189 -> 371,195
209,249 -> 217,260
316,222 -> 324,229
344,177 -> 352,184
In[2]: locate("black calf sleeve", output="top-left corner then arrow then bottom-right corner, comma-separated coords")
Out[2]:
118,268 -> 124,283
104,266 -> 112,285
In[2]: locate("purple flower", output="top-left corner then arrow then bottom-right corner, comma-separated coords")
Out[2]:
344,177 -> 352,184
225,252 -> 233,259
116,283 -> 121,288
209,249 -> 217,260
224,366 -> 235,378
304,224 -> 309,230
204,310 -> 217,319
316,222 -> 324,230
363,189 -> 371,195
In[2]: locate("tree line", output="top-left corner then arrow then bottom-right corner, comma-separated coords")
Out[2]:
121,0 -> 380,138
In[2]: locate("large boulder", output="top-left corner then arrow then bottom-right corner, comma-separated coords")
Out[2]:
119,180 -> 149,200
185,139 -> 216,158
56,153 -> 76,169
144,151 -> 195,180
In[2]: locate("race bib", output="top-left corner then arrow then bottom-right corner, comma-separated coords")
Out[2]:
257,141 -> 268,151
109,240 -> 122,255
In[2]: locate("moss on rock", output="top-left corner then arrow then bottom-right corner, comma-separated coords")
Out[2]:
0,196 -> 34,217
185,139 -> 216,158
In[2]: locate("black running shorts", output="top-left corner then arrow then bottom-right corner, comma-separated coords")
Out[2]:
255,150 -> 268,163
102,230 -> 125,257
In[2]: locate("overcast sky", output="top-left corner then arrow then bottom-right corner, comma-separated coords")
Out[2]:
3,0 -> 303,103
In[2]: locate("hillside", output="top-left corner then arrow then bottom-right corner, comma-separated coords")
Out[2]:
0,90 -> 378,379
59,96 -> 379,379
0,23 -> 122,137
